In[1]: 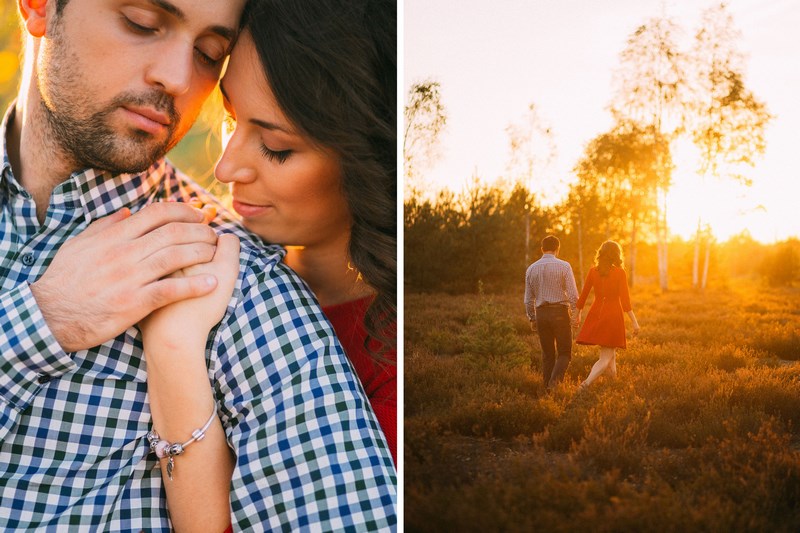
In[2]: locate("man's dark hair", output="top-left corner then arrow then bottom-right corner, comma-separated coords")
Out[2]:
541,235 -> 560,252
56,0 -> 69,14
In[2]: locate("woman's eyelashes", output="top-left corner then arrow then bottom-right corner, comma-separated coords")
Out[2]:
260,144 -> 292,164
223,114 -> 292,163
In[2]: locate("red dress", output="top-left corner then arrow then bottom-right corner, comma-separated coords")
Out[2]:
576,266 -> 632,348
323,297 -> 397,465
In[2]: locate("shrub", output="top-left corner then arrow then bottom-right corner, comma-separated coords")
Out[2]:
572,388 -> 652,477
759,241 -> 800,286
462,282 -> 526,358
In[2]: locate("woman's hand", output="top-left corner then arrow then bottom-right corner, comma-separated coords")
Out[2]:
626,310 -> 640,338
140,231 -> 241,352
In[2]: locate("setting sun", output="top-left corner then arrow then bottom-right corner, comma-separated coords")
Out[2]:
405,0 -> 800,244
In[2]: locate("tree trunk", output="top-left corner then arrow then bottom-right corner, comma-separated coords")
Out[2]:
524,211 -> 530,266
657,187 -> 669,291
701,241 -> 711,290
629,219 -> 637,287
692,217 -> 702,289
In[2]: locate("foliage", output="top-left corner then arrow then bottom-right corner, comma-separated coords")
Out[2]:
404,181 -> 553,293
689,3 -> 772,183
403,80 -> 447,193
406,282 -> 800,531
759,239 -> 800,287
505,102 -> 556,196
462,282 -> 525,358
569,121 -> 672,285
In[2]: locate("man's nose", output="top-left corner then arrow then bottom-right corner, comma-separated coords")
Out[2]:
145,40 -> 193,96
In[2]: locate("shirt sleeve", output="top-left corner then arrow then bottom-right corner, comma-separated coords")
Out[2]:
576,269 -> 593,310
564,265 -> 580,318
213,260 -> 397,532
524,266 -> 536,321
0,283 -> 77,442
619,268 -> 632,312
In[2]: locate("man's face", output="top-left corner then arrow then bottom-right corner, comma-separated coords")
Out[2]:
35,0 -> 245,173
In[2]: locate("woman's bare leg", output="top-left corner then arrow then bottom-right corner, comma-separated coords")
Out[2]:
581,347 -> 615,388
608,350 -> 617,379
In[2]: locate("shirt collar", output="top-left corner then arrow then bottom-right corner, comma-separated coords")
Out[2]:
1,103 -> 169,222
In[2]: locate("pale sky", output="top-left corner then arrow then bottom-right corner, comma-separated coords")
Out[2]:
404,0 -> 800,243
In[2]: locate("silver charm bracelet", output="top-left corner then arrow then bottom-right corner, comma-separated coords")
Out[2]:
146,404 -> 217,481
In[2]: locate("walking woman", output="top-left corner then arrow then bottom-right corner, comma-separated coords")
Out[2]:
575,241 -> 640,389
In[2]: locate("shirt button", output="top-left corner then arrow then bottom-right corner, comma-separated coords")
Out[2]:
37,374 -> 51,384
21,253 -> 35,266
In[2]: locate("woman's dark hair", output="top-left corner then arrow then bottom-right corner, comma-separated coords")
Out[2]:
243,0 -> 397,356
595,240 -> 624,276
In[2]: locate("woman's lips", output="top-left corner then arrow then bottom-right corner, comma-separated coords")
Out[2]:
232,199 -> 272,217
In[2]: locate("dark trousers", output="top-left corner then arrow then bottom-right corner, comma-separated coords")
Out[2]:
535,305 -> 572,388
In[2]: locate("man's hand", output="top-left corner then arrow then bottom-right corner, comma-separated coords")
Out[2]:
30,202 -> 220,352
140,233 -> 240,353
529,320 -> 537,334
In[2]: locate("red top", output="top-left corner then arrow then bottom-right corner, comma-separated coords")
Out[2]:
575,266 -> 632,349
323,296 -> 397,465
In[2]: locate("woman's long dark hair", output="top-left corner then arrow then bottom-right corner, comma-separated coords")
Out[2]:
595,240 -> 624,276
243,0 -> 397,356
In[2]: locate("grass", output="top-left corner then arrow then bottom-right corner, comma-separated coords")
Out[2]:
404,280 -> 800,532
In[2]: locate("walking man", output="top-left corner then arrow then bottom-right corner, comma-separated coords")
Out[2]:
524,235 -> 580,389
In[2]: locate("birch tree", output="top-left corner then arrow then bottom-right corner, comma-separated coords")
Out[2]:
573,122 -> 669,286
610,13 -> 690,291
505,102 -> 556,265
403,80 -> 448,196
689,3 -> 772,289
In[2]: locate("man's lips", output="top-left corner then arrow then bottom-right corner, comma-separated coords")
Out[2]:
232,199 -> 272,217
121,105 -> 171,135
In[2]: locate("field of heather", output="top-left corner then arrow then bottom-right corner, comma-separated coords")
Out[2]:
404,281 -> 800,532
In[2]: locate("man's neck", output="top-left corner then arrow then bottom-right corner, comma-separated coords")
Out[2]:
9,93 -> 80,223
283,235 -> 374,308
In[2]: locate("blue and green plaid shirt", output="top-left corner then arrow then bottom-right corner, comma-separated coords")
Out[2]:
0,107 -> 397,532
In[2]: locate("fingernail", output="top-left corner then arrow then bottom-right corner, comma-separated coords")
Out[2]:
204,275 -> 217,287
202,205 -> 217,221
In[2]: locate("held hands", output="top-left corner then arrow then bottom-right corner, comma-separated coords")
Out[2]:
30,202 -> 221,352
571,312 -> 581,334
139,232 -> 240,352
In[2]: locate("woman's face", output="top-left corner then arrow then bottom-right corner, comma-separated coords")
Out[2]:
215,32 -> 351,248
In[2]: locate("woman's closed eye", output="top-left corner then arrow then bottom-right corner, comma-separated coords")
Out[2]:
260,144 -> 292,164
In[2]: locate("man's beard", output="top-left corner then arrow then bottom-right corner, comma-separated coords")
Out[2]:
37,14 -> 183,174
41,90 -> 182,175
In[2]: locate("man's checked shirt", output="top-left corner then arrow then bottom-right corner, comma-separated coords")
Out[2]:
524,253 -> 579,322
0,108 -> 397,531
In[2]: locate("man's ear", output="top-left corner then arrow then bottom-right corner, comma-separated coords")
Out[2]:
18,0 -> 49,38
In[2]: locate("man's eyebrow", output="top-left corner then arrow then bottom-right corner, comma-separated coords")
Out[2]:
148,0 -> 237,41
